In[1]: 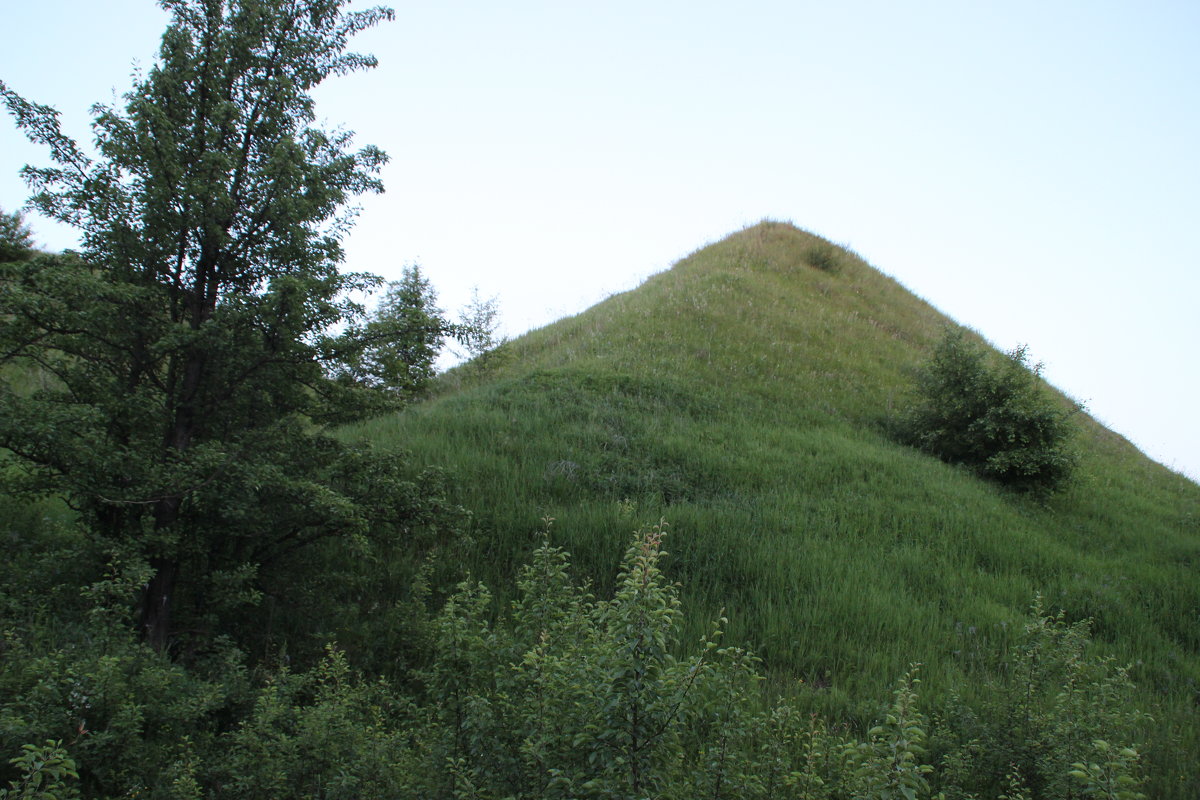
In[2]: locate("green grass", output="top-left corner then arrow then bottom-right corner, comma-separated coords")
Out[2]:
343,221 -> 1200,796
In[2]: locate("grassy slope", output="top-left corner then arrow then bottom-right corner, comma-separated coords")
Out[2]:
345,221 -> 1200,791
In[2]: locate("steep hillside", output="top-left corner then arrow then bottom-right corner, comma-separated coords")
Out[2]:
346,221 -> 1200,791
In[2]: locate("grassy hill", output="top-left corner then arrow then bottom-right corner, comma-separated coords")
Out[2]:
344,221 -> 1200,793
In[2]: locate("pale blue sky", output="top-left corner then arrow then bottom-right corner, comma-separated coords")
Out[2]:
2,1 -> 1197,480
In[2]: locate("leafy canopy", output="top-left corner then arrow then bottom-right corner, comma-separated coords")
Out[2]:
0,0 -> 452,654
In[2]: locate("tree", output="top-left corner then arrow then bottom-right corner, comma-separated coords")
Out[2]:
333,264 -> 458,402
899,328 -> 1079,495
458,286 -> 504,359
0,207 -> 34,262
0,0 -> 434,654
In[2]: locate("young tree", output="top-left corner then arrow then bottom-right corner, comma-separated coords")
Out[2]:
0,0 -> 427,653
0,207 -> 34,262
457,286 -> 504,359
333,264 -> 458,402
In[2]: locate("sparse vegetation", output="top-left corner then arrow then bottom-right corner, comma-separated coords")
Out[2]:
458,287 -> 504,358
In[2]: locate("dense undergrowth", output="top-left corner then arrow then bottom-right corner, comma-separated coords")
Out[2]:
0,518 -> 1154,799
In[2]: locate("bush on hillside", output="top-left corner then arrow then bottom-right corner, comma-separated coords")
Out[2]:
899,328 -> 1079,495
806,239 -> 843,273
931,596 -> 1150,800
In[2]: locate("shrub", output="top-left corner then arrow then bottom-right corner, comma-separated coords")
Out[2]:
931,597 -> 1149,800
900,328 -> 1079,495
806,240 -> 842,273
0,741 -> 79,800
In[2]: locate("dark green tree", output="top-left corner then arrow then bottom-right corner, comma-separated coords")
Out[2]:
0,207 -> 34,262
900,328 -> 1079,495
0,0 -> 443,654
333,264 -> 459,402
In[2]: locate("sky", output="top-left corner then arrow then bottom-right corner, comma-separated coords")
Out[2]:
1,1 -> 1197,481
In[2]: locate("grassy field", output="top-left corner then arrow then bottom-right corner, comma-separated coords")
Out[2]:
344,221 -> 1200,796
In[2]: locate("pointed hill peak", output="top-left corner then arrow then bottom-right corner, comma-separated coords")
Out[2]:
465,220 -> 957,428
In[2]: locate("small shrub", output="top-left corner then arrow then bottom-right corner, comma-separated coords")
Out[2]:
899,328 -> 1079,495
806,240 -> 842,273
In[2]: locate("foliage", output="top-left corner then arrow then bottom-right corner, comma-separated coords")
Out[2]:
0,509 -> 237,797
458,286 -> 505,359
0,0 -> 451,655
0,208 -> 34,263
332,264 -> 459,402
850,668 -> 934,800
899,328 -> 1079,494
382,526 -> 1151,800
0,741 -> 79,800
210,646 -> 421,798
0,502 -> 1159,798
1069,740 -> 1148,800
931,596 -> 1150,799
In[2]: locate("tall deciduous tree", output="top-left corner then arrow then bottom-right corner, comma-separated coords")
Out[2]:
0,0 -> 434,653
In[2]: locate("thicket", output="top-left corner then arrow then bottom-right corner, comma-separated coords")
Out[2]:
0,521 -> 1149,798
899,329 -> 1079,495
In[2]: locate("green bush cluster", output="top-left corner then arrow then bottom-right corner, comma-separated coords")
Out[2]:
899,329 -> 1079,495
0,741 -> 79,800
930,597 -> 1149,799
806,240 -> 843,273
2,520 -> 1148,799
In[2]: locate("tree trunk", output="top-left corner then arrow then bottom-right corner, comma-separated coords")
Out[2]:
140,319 -> 206,652
139,556 -> 179,652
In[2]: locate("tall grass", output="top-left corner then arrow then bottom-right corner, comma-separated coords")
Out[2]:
343,221 -> 1200,797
